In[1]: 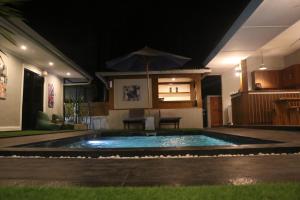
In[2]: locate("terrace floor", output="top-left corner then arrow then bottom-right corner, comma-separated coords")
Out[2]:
1,155 -> 300,187
207,127 -> 300,144
0,127 -> 300,186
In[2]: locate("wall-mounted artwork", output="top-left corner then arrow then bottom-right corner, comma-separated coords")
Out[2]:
48,83 -> 54,108
123,85 -> 140,101
0,56 -> 7,100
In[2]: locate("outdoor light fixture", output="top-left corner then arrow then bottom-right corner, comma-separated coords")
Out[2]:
20,45 -> 27,50
42,70 -> 48,77
259,64 -> 267,70
48,62 -> 54,66
235,65 -> 241,77
259,50 -> 267,70
109,80 -> 113,88
66,72 -> 71,76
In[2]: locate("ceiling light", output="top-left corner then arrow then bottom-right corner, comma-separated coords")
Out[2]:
20,45 -> 27,50
259,64 -> 267,70
66,72 -> 71,76
42,70 -> 48,77
49,62 -> 54,66
259,50 -> 267,70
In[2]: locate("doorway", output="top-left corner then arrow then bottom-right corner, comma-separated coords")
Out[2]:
22,69 -> 44,130
201,75 -> 222,127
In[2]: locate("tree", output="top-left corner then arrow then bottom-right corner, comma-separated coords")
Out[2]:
0,0 -> 23,54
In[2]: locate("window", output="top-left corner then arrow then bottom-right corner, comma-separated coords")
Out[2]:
158,77 -> 193,102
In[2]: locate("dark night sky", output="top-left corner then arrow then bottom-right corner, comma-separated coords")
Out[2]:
19,0 -> 251,76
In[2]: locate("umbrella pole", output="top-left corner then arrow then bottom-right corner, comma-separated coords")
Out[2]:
146,62 -> 151,111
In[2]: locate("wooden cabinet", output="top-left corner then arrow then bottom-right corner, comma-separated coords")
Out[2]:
252,64 -> 300,90
251,70 -> 281,89
281,64 -> 300,89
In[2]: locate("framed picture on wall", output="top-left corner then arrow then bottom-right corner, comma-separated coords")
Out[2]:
48,83 -> 54,108
0,56 -> 7,100
123,85 -> 140,101
0,82 -> 6,99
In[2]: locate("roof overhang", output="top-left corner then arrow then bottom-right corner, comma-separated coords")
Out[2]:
204,0 -> 300,74
0,17 -> 92,82
96,69 -> 211,88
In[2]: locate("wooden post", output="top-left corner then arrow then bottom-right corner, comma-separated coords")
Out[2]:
108,78 -> 114,110
152,75 -> 159,109
195,76 -> 202,108
240,59 -> 248,92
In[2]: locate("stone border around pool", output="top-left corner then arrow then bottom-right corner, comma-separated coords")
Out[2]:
0,129 -> 300,158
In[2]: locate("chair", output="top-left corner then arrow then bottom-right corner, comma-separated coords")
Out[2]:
158,110 -> 181,129
123,109 -> 145,130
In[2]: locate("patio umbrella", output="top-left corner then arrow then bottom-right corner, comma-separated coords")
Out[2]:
106,46 -> 191,108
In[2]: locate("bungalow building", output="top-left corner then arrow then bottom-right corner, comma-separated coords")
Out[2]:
96,68 -> 210,129
205,0 -> 300,126
0,18 -> 91,131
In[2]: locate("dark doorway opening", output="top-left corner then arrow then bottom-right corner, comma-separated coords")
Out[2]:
201,75 -> 222,127
22,69 -> 44,130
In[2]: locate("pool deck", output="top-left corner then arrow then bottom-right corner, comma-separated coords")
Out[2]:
0,127 -> 300,186
207,128 -> 300,144
1,155 -> 300,186
0,130 -> 94,148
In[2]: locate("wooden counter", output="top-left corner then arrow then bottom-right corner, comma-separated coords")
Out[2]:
273,97 -> 300,125
231,90 -> 300,125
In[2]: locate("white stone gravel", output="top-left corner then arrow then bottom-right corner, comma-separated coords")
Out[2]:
0,152 -> 300,160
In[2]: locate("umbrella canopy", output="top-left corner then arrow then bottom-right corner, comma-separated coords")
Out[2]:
106,46 -> 191,109
106,46 -> 191,71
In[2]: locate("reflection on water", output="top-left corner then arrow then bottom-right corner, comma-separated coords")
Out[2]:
65,135 -> 236,149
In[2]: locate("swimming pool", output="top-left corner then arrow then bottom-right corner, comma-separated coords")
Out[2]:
64,135 -> 236,148
9,131 -> 281,158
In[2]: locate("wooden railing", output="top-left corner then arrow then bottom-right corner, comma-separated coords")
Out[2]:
231,91 -> 300,125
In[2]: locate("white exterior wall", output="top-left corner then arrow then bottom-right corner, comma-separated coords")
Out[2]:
221,68 -> 240,125
0,52 -> 64,131
106,108 -> 203,129
0,53 -> 24,131
284,48 -> 300,67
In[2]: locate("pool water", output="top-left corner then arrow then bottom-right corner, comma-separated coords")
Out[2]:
65,135 -> 236,149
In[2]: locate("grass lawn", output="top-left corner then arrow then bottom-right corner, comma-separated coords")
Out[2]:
1,183 -> 300,200
0,130 -> 74,138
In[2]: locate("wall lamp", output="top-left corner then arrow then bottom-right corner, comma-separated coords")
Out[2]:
235,65 -> 241,77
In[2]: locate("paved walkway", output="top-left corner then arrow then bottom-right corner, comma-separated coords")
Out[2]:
0,130 -> 94,148
0,155 -> 300,186
207,128 -> 300,144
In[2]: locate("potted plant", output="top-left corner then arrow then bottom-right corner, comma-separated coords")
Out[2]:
65,96 -> 88,130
